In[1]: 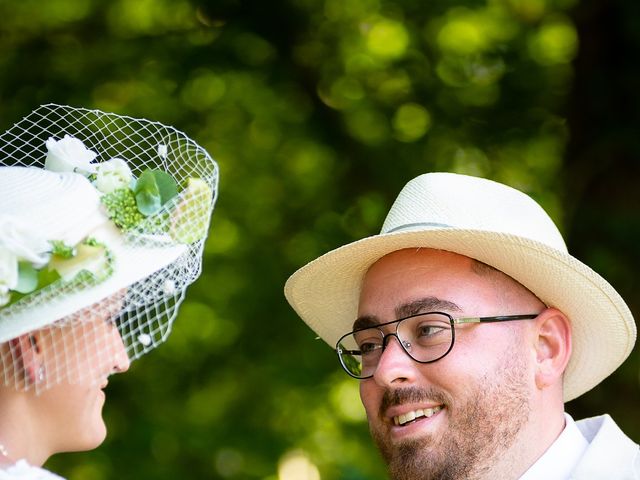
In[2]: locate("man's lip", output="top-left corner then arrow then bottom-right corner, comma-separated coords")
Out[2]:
385,403 -> 444,422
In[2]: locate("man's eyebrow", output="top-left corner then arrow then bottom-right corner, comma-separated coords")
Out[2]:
352,297 -> 462,331
396,297 -> 461,318
352,315 -> 379,331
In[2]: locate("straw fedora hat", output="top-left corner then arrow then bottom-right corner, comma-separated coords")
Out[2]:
0,166 -> 186,343
285,172 -> 636,401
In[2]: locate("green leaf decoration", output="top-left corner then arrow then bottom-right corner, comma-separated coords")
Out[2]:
36,267 -> 62,290
49,239 -> 113,283
4,237 -> 112,311
134,170 -> 162,216
50,240 -> 76,259
134,169 -> 178,217
7,264 -> 62,306
152,170 -> 179,204
14,262 -> 38,294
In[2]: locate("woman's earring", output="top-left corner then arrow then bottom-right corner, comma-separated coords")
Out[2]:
37,365 -> 45,383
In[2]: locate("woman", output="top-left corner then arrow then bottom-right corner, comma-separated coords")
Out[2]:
0,105 -> 218,477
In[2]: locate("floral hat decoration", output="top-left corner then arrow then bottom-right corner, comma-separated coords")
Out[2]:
0,104 -> 218,392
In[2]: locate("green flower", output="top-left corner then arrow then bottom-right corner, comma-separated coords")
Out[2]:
101,188 -> 144,230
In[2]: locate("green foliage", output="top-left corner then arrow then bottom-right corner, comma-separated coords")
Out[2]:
8,265 -> 61,306
14,262 -> 39,294
50,240 -> 76,259
0,0 -> 638,478
134,169 -> 178,216
169,178 -> 213,243
101,188 -> 145,230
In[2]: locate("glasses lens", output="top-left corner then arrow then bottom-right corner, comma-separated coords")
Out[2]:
337,327 -> 383,378
336,313 -> 454,378
397,312 -> 453,362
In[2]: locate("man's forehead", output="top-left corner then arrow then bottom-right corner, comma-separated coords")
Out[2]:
357,248 -> 476,313
364,248 -> 477,279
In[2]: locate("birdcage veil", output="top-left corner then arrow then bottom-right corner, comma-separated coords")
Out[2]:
0,104 -> 218,393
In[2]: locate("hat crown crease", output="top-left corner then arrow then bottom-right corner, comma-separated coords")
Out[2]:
381,172 -> 567,253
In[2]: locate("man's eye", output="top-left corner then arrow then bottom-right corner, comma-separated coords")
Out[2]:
417,324 -> 445,337
359,341 -> 381,355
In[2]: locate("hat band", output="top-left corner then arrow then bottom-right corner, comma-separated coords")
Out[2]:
385,222 -> 453,234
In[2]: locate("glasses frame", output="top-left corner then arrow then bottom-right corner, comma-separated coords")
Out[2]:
336,311 -> 539,379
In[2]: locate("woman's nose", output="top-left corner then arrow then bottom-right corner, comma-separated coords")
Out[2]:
109,328 -> 130,373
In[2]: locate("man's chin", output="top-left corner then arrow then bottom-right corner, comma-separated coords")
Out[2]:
380,437 -> 454,480
372,424 -> 437,469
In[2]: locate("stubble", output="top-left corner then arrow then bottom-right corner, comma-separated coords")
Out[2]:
370,348 -> 531,480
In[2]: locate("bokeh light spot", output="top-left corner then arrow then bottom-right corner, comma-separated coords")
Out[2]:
205,216 -> 239,254
366,18 -> 410,60
451,146 -> 490,176
506,0 -> 548,21
233,32 -> 277,66
330,379 -> 367,422
437,16 -> 487,55
278,450 -> 321,480
330,77 -> 365,108
345,107 -> 389,145
215,449 -> 244,478
528,19 -> 578,65
392,102 -> 432,142
181,71 -> 227,111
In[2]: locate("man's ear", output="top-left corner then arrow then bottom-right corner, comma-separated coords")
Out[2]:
9,334 -> 44,386
533,308 -> 572,390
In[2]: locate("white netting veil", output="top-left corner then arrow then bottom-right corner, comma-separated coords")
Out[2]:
0,104 -> 218,393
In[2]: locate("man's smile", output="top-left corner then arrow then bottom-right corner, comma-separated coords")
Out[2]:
393,405 -> 443,426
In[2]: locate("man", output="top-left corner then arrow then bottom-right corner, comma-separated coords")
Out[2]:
285,172 -> 639,479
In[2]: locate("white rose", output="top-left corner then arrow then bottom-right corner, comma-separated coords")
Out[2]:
95,158 -> 133,193
0,216 -> 50,307
44,134 -> 98,176
0,215 -> 51,267
0,247 -> 18,306
0,287 -> 11,307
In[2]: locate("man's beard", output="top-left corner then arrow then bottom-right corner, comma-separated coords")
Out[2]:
369,349 -> 531,480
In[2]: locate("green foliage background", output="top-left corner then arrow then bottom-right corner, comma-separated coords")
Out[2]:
0,0 -> 638,478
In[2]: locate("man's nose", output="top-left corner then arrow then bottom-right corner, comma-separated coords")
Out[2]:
372,334 -> 418,386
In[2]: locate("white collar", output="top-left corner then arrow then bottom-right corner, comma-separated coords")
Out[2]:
519,413 -> 589,480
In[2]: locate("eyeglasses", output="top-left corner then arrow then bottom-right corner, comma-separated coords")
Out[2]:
336,312 -> 539,379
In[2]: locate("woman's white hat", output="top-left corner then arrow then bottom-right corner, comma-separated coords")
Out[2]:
285,172 -> 636,401
0,166 -> 186,342
0,104 -> 218,390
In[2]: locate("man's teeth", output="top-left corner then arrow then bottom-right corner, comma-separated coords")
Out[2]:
393,406 -> 443,426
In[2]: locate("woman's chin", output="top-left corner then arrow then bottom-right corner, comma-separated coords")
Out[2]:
75,418 -> 107,452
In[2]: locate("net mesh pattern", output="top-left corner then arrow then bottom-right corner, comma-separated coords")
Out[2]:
0,104 -> 218,393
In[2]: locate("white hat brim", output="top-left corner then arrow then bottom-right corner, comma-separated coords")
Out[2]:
0,222 -> 186,343
285,227 -> 636,402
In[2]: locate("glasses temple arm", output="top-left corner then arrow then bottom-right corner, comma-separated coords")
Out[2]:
454,314 -> 539,325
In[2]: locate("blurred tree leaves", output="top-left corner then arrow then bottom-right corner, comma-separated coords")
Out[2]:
0,0 -> 637,478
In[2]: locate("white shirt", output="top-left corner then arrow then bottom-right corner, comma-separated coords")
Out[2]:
0,460 -> 65,480
520,413 -> 589,480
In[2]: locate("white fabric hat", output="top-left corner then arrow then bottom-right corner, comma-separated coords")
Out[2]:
0,104 -> 218,391
0,166 -> 186,342
285,172 -> 636,401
